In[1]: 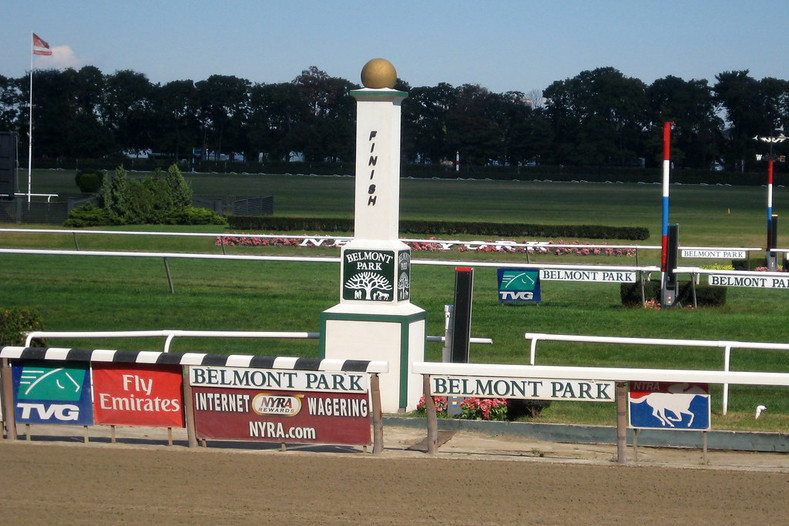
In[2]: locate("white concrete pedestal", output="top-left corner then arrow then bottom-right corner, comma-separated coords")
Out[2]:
321,302 -> 425,413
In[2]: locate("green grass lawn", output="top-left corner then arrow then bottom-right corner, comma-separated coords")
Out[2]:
3,170 -> 789,430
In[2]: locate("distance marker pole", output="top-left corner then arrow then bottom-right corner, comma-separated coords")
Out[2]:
660,122 -> 679,307
661,122 -> 672,280
767,159 -> 776,270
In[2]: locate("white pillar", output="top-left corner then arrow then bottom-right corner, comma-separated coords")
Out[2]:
321,60 -> 426,413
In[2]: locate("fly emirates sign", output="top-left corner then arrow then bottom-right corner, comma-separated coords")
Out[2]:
92,363 -> 184,427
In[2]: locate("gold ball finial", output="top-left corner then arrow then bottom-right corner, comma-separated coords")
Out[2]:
360,58 -> 397,89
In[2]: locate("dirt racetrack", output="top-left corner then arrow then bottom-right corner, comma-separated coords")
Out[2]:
1,426 -> 788,525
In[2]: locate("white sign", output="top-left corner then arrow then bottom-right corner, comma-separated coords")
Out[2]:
708,274 -> 789,289
682,249 -> 746,259
539,269 -> 636,283
429,376 -> 615,402
190,367 -> 368,393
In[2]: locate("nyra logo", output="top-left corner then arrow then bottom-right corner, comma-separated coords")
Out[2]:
497,269 -> 541,302
251,393 -> 303,417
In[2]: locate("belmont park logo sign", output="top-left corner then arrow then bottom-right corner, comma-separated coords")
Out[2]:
342,249 -> 410,302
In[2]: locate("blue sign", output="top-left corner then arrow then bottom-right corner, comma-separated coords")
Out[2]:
628,382 -> 710,430
497,268 -> 541,302
12,361 -> 94,425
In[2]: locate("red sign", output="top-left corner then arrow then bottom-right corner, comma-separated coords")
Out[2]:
92,363 -> 184,427
193,387 -> 371,445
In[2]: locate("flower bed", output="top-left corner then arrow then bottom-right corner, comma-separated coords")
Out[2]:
414,396 -> 509,421
216,233 -> 638,256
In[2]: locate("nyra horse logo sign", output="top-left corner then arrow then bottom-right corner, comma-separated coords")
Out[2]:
628,382 -> 710,430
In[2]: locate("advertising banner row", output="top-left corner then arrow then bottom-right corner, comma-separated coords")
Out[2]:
496,268 -> 638,303
6,361 -> 372,446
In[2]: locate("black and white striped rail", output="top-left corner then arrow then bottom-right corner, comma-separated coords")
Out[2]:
0,346 -> 388,373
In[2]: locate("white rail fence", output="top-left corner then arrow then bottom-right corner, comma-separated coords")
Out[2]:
24,329 -> 493,353
1,228 -> 782,310
0,247 -> 661,300
524,332 -> 789,414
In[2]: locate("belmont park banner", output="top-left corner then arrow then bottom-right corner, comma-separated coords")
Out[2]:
708,274 -> 789,289
429,375 -> 616,402
189,366 -> 371,445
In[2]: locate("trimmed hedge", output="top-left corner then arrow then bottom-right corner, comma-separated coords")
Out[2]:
162,206 -> 227,225
620,281 -> 727,307
64,203 -> 120,227
228,216 -> 649,240
75,171 -> 104,193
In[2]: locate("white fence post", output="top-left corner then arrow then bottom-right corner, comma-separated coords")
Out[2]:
723,344 -> 731,415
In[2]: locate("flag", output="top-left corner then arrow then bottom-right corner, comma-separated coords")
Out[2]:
33,33 -> 53,56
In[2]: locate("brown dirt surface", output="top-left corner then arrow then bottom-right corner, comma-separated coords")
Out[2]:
1,425 -> 788,525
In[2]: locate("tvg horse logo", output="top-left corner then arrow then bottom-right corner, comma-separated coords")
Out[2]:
497,269 -> 541,302
16,364 -> 85,400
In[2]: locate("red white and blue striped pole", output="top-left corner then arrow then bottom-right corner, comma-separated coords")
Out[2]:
661,122 -> 672,278
767,159 -> 774,252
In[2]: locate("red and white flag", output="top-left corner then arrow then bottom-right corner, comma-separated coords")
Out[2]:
33,33 -> 53,56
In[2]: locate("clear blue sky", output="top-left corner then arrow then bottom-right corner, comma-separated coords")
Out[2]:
4,1 -> 788,93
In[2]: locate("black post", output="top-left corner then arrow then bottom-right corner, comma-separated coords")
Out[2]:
450,267 -> 474,363
0,132 -> 18,200
768,215 -> 779,271
661,224 -> 679,307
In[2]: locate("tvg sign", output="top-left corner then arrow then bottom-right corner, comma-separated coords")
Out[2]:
12,361 -> 94,425
497,269 -> 541,302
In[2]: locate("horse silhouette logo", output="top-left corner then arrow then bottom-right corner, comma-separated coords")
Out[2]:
629,382 -> 710,430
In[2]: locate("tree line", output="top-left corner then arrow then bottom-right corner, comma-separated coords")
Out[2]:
0,65 -> 787,172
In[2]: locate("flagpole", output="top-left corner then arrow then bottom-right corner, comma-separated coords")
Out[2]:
28,32 -> 34,205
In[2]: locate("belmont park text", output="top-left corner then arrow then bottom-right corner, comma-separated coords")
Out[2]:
709,274 -> 789,288
431,376 -> 614,401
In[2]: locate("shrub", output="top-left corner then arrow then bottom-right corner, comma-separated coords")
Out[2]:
620,281 -> 661,307
98,165 -> 130,220
163,206 -> 227,225
75,171 -> 103,193
677,283 -> 727,307
123,178 -> 159,224
507,399 -> 551,419
0,307 -> 44,346
161,164 -> 192,208
80,163 -> 219,226
64,202 -> 119,227
620,281 -> 726,307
